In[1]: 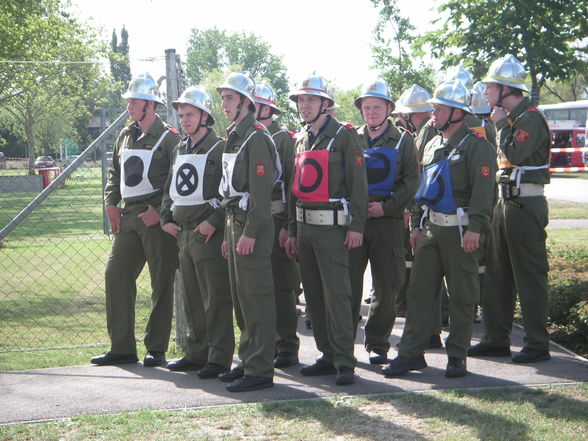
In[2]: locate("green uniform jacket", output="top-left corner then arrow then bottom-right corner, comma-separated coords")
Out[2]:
495,98 -> 551,184
222,113 -> 276,238
412,125 -> 497,234
357,120 -> 419,216
415,117 -> 438,165
288,116 -> 368,236
267,121 -> 295,230
160,128 -> 226,231
105,115 -> 181,209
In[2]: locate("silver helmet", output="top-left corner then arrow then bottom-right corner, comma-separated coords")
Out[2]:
122,72 -> 164,105
254,80 -> 281,114
216,71 -> 256,104
444,65 -> 474,89
172,86 -> 214,125
327,88 -> 340,110
482,54 -> 529,92
428,80 -> 472,113
289,73 -> 332,104
396,84 -> 434,114
469,81 -> 491,115
354,78 -> 394,109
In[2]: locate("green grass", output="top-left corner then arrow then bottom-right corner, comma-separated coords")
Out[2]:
1,384 -> 586,441
548,200 -> 588,219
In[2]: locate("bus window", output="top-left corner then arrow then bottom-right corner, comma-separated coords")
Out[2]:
577,133 -> 585,147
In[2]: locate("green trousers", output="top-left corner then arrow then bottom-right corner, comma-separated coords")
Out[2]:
226,210 -> 276,378
481,197 -> 550,350
394,225 -> 413,314
271,217 -> 300,355
105,203 -> 178,354
349,216 -> 405,355
399,221 -> 479,359
177,227 -> 234,367
297,222 -> 356,369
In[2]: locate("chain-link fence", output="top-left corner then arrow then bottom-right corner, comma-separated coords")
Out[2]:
0,110 -> 168,353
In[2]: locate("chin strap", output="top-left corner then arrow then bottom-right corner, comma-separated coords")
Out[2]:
256,104 -> 272,121
303,97 -> 327,130
438,107 -> 465,132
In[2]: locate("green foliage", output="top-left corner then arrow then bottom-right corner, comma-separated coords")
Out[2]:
415,0 -> 588,103
370,0 -> 436,96
185,27 -> 296,128
0,0 -> 110,172
108,26 -> 131,103
331,86 -> 364,127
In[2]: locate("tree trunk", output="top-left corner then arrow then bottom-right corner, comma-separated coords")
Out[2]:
25,122 -> 35,175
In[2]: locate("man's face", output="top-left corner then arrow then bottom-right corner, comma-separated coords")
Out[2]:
361,97 -> 390,128
431,103 -> 456,130
297,94 -> 325,123
127,98 -> 150,121
221,89 -> 243,121
254,103 -> 272,120
484,82 -> 499,107
178,104 -> 204,134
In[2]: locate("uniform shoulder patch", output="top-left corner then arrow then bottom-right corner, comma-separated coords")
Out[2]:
405,129 -> 413,137
528,107 -> 539,113
344,123 -> 356,131
515,129 -> 531,143
253,123 -> 264,131
288,130 -> 296,139
427,119 -> 435,126
169,128 -> 179,134
473,131 -> 485,139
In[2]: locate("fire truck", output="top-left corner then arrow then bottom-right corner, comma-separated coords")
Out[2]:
538,100 -> 588,172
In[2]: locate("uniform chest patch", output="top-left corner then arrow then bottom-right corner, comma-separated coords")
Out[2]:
515,129 -> 530,143
481,166 -> 491,178
355,156 -> 363,167
256,165 -> 265,176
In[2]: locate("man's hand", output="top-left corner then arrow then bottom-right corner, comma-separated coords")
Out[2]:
162,222 -> 181,237
409,229 -> 421,250
344,231 -> 363,249
278,227 -> 288,248
194,220 -> 216,243
221,240 -> 229,259
236,235 -> 256,255
106,205 -> 123,233
490,106 -> 507,124
137,204 -> 160,227
462,230 -> 480,253
285,237 -> 297,260
367,201 -> 384,218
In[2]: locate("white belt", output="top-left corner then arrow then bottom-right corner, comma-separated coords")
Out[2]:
271,199 -> 286,215
428,209 -> 469,227
499,183 -> 544,198
296,206 -> 350,226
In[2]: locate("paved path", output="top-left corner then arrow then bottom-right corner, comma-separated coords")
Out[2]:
2,302 -> 587,424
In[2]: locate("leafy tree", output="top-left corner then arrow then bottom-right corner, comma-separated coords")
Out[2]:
415,0 -> 588,104
0,0 -> 108,172
542,62 -> 588,104
109,26 -> 131,102
185,27 -> 295,127
370,0 -> 436,96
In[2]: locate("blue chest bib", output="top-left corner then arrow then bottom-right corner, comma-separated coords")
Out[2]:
364,132 -> 405,195
415,134 -> 471,214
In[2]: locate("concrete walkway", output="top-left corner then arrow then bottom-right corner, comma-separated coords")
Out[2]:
2,300 -> 587,424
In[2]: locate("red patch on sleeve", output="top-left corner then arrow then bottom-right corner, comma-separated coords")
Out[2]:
355,156 -> 363,167
481,166 -> 491,178
473,131 -> 485,139
405,130 -> 413,137
345,123 -> 356,130
254,123 -> 264,130
288,131 -> 296,139
515,129 -> 530,143
169,128 -> 179,134
528,107 -> 539,113
256,165 -> 265,177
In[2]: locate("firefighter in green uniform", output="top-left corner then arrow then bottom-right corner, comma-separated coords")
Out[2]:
349,79 -> 419,364
253,80 -> 300,369
216,72 -> 278,392
470,81 -> 497,148
383,80 -> 497,378
468,55 -> 552,363
394,84 -> 437,319
285,73 -> 368,386
91,72 -> 181,367
159,86 -> 235,377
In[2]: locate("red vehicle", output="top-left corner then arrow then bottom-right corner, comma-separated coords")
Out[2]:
549,123 -> 587,168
